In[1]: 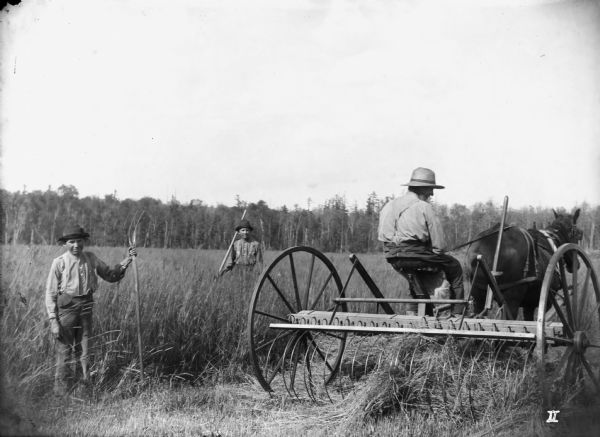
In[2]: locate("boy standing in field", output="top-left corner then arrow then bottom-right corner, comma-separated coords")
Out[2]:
45,224 -> 136,396
220,219 -> 263,276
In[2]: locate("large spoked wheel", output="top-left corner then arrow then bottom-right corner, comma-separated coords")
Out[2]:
536,243 -> 600,407
248,246 -> 348,396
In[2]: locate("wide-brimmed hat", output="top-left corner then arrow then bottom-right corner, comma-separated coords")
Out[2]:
235,219 -> 254,232
58,225 -> 90,243
402,167 -> 445,189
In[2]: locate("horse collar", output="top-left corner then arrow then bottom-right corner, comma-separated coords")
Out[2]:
539,229 -> 559,253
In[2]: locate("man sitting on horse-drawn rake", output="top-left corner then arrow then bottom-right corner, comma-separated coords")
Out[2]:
378,167 -> 465,315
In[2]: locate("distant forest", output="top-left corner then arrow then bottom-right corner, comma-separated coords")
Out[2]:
2,185 -> 599,252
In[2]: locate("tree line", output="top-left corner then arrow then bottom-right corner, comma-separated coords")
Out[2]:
2,185 -> 599,252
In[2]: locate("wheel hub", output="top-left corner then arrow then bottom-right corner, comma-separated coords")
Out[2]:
573,331 -> 589,354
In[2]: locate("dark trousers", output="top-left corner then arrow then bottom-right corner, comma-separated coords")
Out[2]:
54,294 -> 93,394
387,250 -> 465,312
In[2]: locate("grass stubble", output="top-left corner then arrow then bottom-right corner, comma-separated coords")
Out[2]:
1,245 -> 600,436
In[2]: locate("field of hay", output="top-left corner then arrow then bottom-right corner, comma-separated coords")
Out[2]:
2,244 -> 600,436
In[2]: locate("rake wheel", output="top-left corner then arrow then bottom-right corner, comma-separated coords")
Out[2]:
248,246 -> 347,395
536,243 -> 600,407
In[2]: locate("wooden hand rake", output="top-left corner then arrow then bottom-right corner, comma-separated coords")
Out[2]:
128,211 -> 145,382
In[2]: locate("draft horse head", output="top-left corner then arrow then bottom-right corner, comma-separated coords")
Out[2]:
549,208 -> 583,272
549,208 -> 583,245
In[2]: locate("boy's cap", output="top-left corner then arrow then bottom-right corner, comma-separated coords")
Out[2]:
58,225 -> 90,243
235,219 -> 253,232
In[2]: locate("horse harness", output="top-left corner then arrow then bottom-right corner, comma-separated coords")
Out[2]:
491,227 -> 562,291
507,226 -> 568,291
538,229 -> 558,253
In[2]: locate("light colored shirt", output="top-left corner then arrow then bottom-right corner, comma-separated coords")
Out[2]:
377,191 -> 446,251
225,238 -> 263,269
45,251 -> 126,319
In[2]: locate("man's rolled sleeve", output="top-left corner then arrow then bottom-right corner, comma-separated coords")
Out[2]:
45,259 -> 61,319
91,253 -> 126,283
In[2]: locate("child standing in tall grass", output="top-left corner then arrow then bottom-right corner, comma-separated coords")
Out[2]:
220,219 -> 263,276
45,225 -> 136,396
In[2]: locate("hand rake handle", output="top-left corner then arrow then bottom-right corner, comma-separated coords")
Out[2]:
131,254 -> 144,382
218,209 -> 247,275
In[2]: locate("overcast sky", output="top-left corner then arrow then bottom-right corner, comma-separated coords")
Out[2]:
1,0 -> 599,210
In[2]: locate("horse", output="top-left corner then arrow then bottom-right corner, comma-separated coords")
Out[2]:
466,209 -> 583,321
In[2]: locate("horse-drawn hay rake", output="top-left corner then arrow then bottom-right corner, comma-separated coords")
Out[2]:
247,240 -> 600,408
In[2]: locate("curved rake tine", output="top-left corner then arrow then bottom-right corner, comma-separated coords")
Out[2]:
350,335 -> 369,385
306,332 -> 336,402
362,335 -> 380,380
306,332 -> 344,384
264,335 -> 286,387
286,333 -> 304,399
319,336 -> 338,403
305,332 -> 336,375
128,211 -> 145,246
361,336 -> 377,381
280,333 -> 298,397
305,333 -> 333,403
304,335 -> 319,403
287,332 -> 306,399
334,334 -> 353,399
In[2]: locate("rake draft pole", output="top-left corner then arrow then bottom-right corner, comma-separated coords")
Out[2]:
218,208 -> 247,276
128,212 -> 145,382
483,196 -> 509,316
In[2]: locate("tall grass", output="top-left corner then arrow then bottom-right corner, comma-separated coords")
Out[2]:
1,245 -> 265,396
0,245 -> 420,395
2,244 -> 600,436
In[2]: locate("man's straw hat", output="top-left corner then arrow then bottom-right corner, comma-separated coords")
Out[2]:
402,167 -> 445,189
